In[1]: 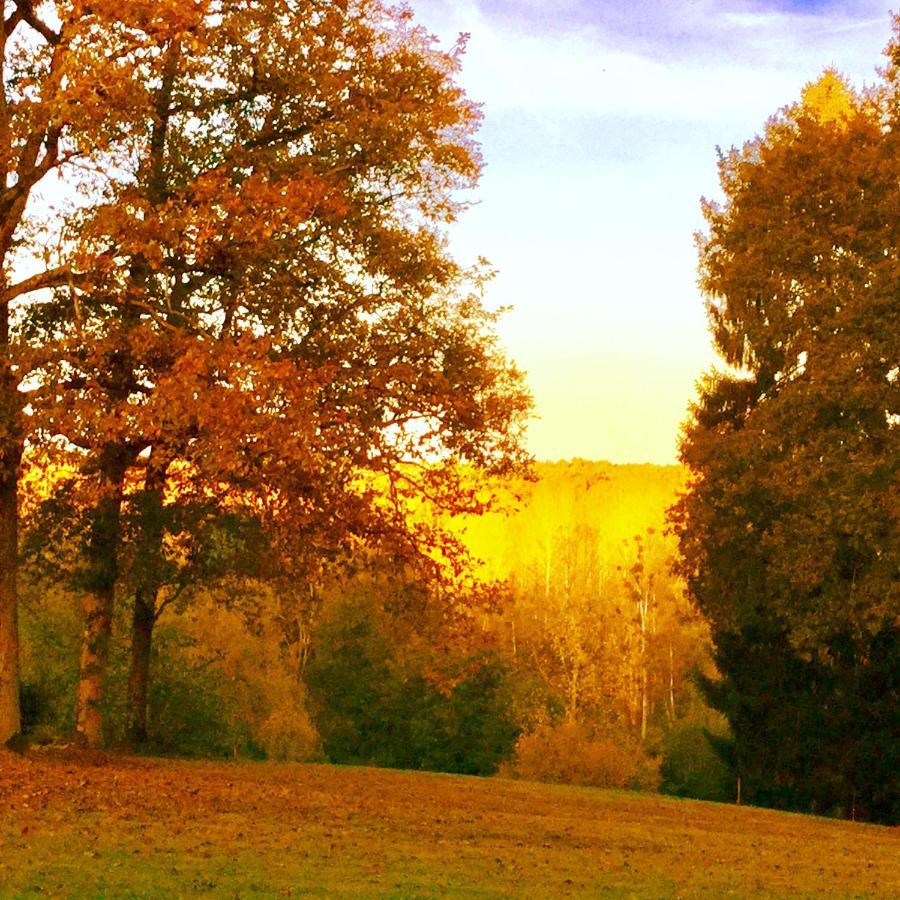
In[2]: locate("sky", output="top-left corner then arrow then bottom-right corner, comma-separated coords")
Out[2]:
409,0 -> 894,464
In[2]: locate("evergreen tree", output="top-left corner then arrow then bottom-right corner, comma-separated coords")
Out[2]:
673,42 -> 899,822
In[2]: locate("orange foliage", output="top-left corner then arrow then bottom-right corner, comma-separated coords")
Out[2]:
4,0 -> 530,746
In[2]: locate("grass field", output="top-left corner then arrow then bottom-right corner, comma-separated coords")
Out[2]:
1,750 -> 898,898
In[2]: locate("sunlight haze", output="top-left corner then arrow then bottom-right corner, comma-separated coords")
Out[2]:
412,0 -> 893,463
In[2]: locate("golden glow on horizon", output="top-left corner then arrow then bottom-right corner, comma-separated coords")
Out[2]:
518,349 -> 717,465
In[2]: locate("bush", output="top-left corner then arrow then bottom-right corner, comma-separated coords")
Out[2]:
306,599 -> 519,775
404,657 -> 521,776
510,721 -> 660,791
17,583 -> 81,740
660,722 -> 734,802
145,644 -> 239,757
143,610 -> 322,761
257,705 -> 322,762
19,681 -> 52,734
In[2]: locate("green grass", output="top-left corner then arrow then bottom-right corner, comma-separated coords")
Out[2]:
1,751 -> 897,897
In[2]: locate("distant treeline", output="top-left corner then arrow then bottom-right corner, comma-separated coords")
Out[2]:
19,460 -> 732,804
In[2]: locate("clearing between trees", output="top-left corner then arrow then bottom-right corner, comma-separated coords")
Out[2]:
1,751 -> 897,898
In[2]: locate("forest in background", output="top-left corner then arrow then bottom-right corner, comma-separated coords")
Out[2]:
18,460 -> 730,802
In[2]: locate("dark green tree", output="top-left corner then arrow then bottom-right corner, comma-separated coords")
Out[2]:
672,43 -> 899,822
306,588 -> 519,776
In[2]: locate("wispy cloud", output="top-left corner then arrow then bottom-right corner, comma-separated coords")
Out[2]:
423,0 -> 889,121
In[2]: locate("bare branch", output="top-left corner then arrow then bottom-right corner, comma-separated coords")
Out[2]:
4,7 -> 25,37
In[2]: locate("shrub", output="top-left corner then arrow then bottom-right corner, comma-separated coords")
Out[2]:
405,655 -> 521,776
19,681 -> 52,733
145,642 -> 238,757
144,610 -> 322,761
660,721 -> 733,802
306,599 -> 519,775
510,721 -> 660,791
17,582 -> 81,740
257,705 -> 322,762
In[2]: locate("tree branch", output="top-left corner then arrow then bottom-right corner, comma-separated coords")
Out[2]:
15,0 -> 59,44
244,122 -> 317,151
4,7 -> 24,37
0,266 -> 89,306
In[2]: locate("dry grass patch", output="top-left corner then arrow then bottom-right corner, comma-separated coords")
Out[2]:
1,750 -> 897,897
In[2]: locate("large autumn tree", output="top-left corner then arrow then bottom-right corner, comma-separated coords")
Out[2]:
17,0 -> 530,746
673,42 -> 899,822
0,0 -> 212,744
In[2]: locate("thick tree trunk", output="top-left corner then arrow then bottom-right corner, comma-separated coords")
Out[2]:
74,587 -> 115,747
0,303 -> 22,745
125,588 -> 156,747
74,456 -> 128,747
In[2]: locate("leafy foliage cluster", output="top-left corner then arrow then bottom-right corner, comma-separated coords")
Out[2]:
509,721 -> 660,791
306,593 -> 519,775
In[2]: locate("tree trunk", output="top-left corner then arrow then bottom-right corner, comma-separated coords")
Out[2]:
75,587 -> 114,747
0,303 -> 22,745
640,665 -> 648,742
668,641 -> 676,723
567,667 -> 579,721
0,456 -> 19,745
125,587 -> 156,747
124,456 -> 170,748
74,455 -> 128,747
638,591 -> 649,742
